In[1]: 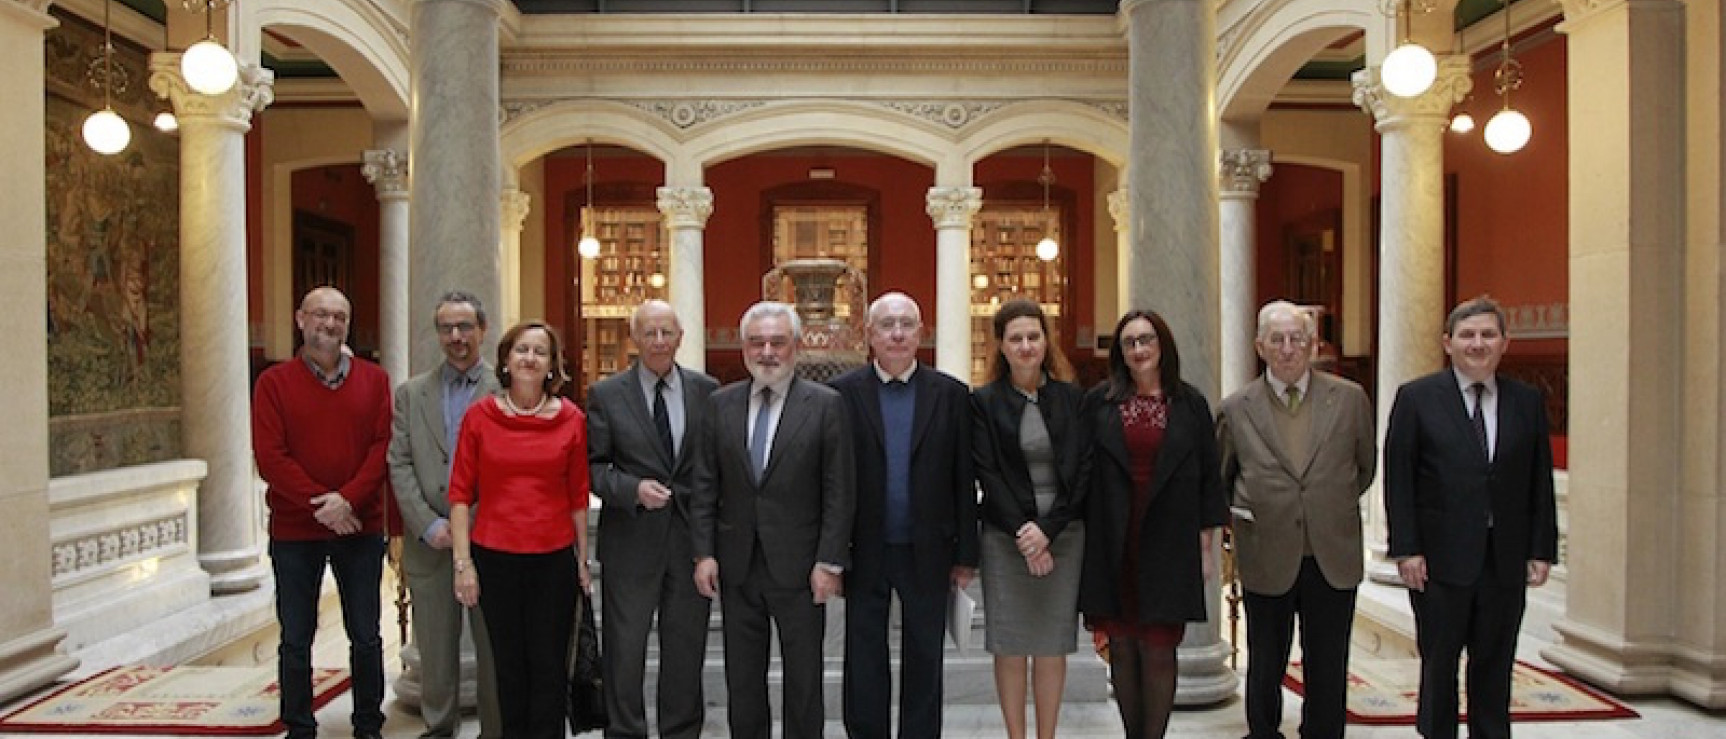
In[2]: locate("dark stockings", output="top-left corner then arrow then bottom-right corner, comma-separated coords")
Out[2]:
1109,635 -> 1177,739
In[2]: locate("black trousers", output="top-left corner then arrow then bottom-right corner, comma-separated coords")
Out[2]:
472,544 -> 578,739
720,545 -> 828,739
843,544 -> 949,739
1408,543 -> 1527,739
1243,556 -> 1357,739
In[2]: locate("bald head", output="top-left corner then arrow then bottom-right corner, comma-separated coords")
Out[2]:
295,286 -> 351,361
631,299 -> 684,375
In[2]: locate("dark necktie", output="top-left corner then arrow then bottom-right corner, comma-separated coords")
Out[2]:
653,378 -> 675,461
1470,382 -> 1490,459
750,387 -> 774,482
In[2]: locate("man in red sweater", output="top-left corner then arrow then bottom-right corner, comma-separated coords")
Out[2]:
252,286 -> 393,739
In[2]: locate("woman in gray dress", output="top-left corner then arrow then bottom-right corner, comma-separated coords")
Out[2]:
972,299 -> 1086,739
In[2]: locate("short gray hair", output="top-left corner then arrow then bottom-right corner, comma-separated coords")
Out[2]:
866,291 -> 922,325
630,299 -> 680,335
1256,300 -> 1315,339
740,301 -> 802,341
434,290 -> 487,328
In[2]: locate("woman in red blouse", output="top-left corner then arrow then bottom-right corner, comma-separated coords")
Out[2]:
1076,310 -> 1227,739
449,321 -> 591,739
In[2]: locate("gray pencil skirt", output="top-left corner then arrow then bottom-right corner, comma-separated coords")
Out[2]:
979,522 -> 1084,656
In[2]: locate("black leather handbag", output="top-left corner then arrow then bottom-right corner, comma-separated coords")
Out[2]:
567,592 -> 608,734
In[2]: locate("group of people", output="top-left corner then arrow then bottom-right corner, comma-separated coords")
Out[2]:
252,282 -> 1556,739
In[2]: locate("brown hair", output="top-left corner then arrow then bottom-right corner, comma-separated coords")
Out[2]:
1105,309 -> 1184,403
495,321 -> 572,395
987,299 -> 1073,384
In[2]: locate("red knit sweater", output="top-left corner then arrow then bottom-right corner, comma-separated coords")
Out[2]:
252,356 -> 393,541
449,398 -> 591,554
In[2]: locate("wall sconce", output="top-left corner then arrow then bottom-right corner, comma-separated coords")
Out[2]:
181,0 -> 238,96
1381,0 -> 1438,98
577,140 -> 602,260
1483,0 -> 1531,154
1035,139 -> 1059,263
82,0 -> 131,155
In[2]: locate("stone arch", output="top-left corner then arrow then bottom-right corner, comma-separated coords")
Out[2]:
498,100 -> 683,186
955,101 -> 1129,171
239,0 -> 410,121
1218,0 -> 1378,123
681,101 -> 957,183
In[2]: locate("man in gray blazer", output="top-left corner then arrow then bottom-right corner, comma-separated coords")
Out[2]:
587,300 -> 717,739
691,301 -> 855,739
387,291 -> 501,739
1218,300 -> 1376,739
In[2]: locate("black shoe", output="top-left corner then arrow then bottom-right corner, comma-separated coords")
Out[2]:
354,731 -> 383,739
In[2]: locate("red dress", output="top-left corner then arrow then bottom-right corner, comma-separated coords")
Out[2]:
1090,393 -> 1185,647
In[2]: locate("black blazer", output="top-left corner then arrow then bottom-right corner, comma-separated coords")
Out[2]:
689,377 -> 855,589
971,377 -> 1085,544
831,364 -> 980,590
1384,370 -> 1558,587
1076,382 -> 1228,624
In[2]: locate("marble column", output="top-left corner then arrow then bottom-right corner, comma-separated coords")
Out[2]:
500,188 -> 530,330
926,187 -> 982,382
408,0 -> 507,374
1107,188 -> 1130,317
363,149 -> 410,384
151,56 -> 274,594
1543,0 -> 1721,706
1121,0 -> 1234,704
0,0 -> 79,703
657,186 -> 713,371
1219,149 -> 1272,396
1352,59 -> 1470,584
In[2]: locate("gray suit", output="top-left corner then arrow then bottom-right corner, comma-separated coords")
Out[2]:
587,362 -> 717,739
690,377 -> 855,739
388,365 -> 502,738
1217,370 -> 1376,739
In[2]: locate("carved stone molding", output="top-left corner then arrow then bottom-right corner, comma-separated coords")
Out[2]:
51,515 -> 189,581
657,186 -> 714,229
1506,301 -> 1569,339
502,54 -> 1126,79
362,149 -> 409,198
501,188 -> 531,230
149,55 -> 274,130
877,100 -> 1008,129
926,187 -> 983,230
3,0 -> 57,30
630,99 -> 766,129
1107,188 -> 1130,234
1219,149 -> 1273,194
1350,57 -> 1471,128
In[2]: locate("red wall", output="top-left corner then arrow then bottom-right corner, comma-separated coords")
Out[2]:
290,165 -> 382,356
1254,164 -> 1344,311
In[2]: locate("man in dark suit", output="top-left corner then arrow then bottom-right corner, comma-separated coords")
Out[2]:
1385,296 -> 1559,739
830,291 -> 979,739
1218,300 -> 1376,739
691,301 -> 855,739
588,299 -> 717,739
388,291 -> 503,739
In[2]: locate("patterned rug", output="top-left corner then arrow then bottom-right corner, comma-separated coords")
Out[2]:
1284,658 -> 1638,725
0,665 -> 350,735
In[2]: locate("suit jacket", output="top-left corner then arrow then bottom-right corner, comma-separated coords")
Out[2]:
831,364 -> 979,591
971,377 -> 1085,543
389,362 -> 502,554
1217,372 -> 1376,594
587,362 -> 718,575
1076,382 -> 1228,624
1384,370 -> 1559,587
690,377 -> 855,589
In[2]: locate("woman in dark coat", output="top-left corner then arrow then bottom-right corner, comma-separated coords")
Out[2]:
972,299 -> 1086,739
1076,309 -> 1227,739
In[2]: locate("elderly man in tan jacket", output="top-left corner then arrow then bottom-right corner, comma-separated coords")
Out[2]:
1217,300 -> 1377,739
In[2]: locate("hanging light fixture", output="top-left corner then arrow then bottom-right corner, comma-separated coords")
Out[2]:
1483,0 -> 1531,154
577,140 -> 602,260
82,0 -> 131,155
1446,26 -> 1474,134
181,0 -> 238,96
1381,0 -> 1438,98
1034,140 -> 1059,263
153,20 -> 178,132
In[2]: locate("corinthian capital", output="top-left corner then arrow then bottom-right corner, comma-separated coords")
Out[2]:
657,187 -> 714,230
362,150 -> 409,198
500,189 -> 531,230
149,54 -> 274,130
1107,188 -> 1130,234
1219,149 -> 1273,195
926,187 -> 983,230
1350,56 -> 1471,130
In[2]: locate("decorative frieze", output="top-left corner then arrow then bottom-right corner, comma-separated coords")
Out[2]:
1505,302 -> 1569,339
629,99 -> 766,129
878,100 -> 1007,129
52,515 -> 188,581
1085,100 -> 1129,121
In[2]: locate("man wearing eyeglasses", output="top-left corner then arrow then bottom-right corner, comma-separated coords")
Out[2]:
586,299 -> 717,739
387,290 -> 502,739
253,286 -> 394,739
1216,300 -> 1377,739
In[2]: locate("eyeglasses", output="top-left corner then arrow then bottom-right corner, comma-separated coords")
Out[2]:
1118,333 -> 1158,350
1262,333 -> 1311,349
636,328 -> 680,341
437,322 -> 477,335
872,317 -> 920,332
305,309 -> 349,324
745,336 -> 793,351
